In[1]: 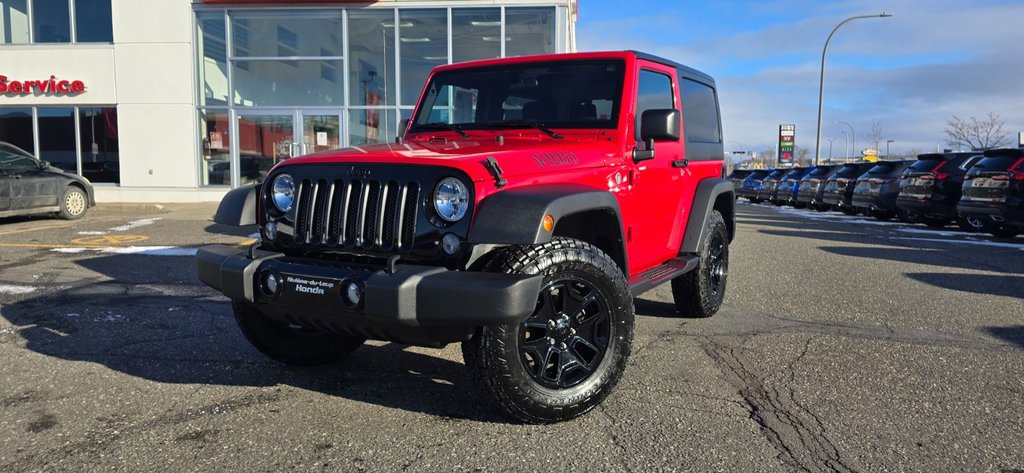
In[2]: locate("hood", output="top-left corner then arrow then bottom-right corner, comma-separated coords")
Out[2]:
273,134 -> 620,184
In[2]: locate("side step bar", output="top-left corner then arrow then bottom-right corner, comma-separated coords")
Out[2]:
628,255 -> 699,296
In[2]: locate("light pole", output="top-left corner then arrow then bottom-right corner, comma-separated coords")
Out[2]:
814,12 -> 893,165
886,139 -> 894,157
840,130 -> 849,161
835,120 -> 855,160
826,137 -> 834,161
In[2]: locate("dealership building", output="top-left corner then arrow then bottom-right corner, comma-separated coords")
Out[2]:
0,0 -> 577,202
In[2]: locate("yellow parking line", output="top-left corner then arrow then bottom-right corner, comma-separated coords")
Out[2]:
0,243 -> 101,249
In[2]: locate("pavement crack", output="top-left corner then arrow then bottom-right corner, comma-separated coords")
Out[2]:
597,405 -> 635,473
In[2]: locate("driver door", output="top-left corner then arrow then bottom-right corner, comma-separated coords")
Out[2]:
2,152 -> 59,211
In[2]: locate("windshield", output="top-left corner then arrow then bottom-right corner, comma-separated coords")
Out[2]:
867,163 -> 899,175
411,59 -> 625,132
784,168 -> 806,179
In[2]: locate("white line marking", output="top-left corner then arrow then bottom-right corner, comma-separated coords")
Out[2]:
51,246 -> 198,256
76,231 -> 108,235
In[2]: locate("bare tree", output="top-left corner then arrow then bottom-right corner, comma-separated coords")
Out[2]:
794,146 -> 812,166
867,120 -> 884,153
944,112 -> 1009,151
759,148 -> 775,165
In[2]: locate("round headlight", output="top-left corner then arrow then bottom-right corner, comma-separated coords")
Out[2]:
433,177 -> 469,222
271,174 -> 295,213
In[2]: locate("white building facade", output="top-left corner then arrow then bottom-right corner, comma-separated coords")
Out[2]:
0,0 -> 577,202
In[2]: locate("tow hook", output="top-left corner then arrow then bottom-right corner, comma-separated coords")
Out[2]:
386,255 -> 401,275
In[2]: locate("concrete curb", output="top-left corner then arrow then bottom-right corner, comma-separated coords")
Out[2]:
94,203 -> 169,213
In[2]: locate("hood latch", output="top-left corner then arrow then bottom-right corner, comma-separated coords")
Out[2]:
484,157 -> 507,188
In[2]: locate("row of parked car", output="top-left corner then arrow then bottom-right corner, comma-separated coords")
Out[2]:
729,148 -> 1024,238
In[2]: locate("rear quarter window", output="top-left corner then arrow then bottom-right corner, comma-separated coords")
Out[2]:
680,78 -> 720,143
908,158 -> 942,172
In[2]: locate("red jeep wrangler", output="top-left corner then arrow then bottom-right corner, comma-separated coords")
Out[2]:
198,51 -> 735,423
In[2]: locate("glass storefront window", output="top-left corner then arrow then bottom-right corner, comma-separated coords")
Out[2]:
32,0 -> 70,43
398,9 -> 447,106
74,0 -> 112,42
78,107 -> 118,184
0,108 -> 35,154
348,10 -> 396,106
452,8 -> 500,64
232,60 -> 344,106
505,7 -> 555,58
302,114 -> 341,154
230,11 -> 342,58
237,113 -> 293,185
349,108 -> 395,146
199,110 -> 232,186
197,11 -> 228,106
0,0 -> 30,44
36,107 -> 76,172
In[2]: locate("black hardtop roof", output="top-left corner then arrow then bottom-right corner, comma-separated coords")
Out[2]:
917,152 -> 981,160
984,148 -> 1024,158
630,51 -> 715,86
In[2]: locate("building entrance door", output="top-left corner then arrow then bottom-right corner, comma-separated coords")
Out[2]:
232,110 -> 344,187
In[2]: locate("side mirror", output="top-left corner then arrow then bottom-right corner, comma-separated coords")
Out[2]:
38,160 -> 51,170
398,118 -> 410,140
640,109 -> 681,142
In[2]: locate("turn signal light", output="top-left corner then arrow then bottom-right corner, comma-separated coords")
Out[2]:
542,214 -> 555,232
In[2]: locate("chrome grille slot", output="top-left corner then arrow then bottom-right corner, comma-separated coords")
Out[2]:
291,177 -> 420,254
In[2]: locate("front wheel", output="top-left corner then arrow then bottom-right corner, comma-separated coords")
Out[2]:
233,301 -> 365,366
462,238 -> 634,424
671,210 -> 729,318
59,186 -> 88,220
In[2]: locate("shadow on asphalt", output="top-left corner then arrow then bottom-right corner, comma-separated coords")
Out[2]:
905,273 -> 1024,301
985,326 -> 1024,350
633,297 -> 681,318
0,253 -> 508,424
204,223 -> 258,238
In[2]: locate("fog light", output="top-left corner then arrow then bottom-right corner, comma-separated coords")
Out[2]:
441,233 -> 461,255
264,222 -> 278,241
261,270 -> 282,297
341,280 -> 363,308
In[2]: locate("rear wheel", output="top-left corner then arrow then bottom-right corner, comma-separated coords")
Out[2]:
59,186 -> 88,220
922,216 -> 950,228
233,301 -> 365,366
898,209 -> 921,224
986,223 -> 1021,239
840,207 -> 858,216
957,215 -> 985,233
462,238 -> 634,424
814,203 -> 831,212
671,210 -> 729,318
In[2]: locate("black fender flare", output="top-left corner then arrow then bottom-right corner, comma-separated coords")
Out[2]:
468,184 -> 628,272
680,178 -> 735,254
214,183 -> 260,226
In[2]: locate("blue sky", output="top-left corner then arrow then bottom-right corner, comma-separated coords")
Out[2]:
576,0 -> 1024,158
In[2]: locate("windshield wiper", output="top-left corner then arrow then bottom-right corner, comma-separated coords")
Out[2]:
484,120 -> 564,140
417,122 -> 469,139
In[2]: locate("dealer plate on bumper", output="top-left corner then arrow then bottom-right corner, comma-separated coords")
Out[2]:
281,274 -> 343,305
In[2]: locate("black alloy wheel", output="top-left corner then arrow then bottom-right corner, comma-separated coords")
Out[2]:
518,278 -> 611,389
705,230 -> 728,301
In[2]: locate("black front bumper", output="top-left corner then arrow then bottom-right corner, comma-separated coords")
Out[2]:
196,245 -> 543,346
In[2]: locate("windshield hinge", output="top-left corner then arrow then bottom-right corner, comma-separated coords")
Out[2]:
484,157 -> 507,188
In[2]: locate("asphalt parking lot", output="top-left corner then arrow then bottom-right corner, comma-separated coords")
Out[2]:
1,202 -> 1022,472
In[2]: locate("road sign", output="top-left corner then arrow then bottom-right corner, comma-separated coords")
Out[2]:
71,235 -> 150,246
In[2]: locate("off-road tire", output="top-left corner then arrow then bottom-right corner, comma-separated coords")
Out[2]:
957,215 -> 985,233
461,238 -> 634,424
233,300 -> 365,366
671,210 -> 729,318
59,185 -> 88,220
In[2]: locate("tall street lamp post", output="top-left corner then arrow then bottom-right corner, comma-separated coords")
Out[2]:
835,120 -> 856,160
840,130 -> 850,161
814,13 -> 893,166
886,139 -> 895,157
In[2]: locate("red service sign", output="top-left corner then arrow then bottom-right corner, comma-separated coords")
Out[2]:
0,75 -> 86,96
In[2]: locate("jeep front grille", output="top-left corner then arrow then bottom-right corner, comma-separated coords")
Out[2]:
293,178 -> 420,253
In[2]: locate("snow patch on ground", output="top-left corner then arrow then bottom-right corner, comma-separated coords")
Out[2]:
0,285 -> 37,295
893,227 -> 969,237
76,231 -> 108,235
108,218 -> 162,232
51,246 -> 198,256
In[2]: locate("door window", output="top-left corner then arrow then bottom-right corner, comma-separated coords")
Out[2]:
635,70 -> 674,140
0,146 -> 38,173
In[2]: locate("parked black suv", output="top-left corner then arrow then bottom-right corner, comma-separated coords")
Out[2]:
958,148 -> 1024,238
795,164 -> 840,211
851,160 -> 914,220
896,152 -> 983,230
1,142 -> 95,220
757,168 -> 789,203
822,162 -> 875,215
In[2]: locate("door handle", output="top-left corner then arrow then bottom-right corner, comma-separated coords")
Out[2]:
672,159 -> 689,168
